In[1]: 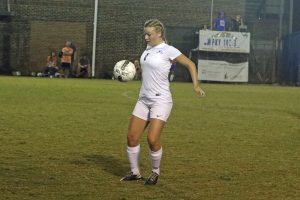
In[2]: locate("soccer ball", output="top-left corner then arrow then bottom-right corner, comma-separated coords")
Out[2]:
113,60 -> 136,82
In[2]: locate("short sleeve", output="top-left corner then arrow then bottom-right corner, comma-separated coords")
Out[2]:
168,46 -> 182,60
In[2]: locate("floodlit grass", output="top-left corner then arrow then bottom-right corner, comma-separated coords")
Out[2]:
0,76 -> 299,200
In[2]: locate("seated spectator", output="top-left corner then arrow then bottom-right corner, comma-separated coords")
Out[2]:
76,55 -> 91,78
201,24 -> 209,30
231,15 -> 242,32
214,11 -> 228,31
44,51 -> 59,77
239,19 -> 247,32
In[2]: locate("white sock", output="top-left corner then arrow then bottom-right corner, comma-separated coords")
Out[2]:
127,145 -> 140,175
150,147 -> 163,175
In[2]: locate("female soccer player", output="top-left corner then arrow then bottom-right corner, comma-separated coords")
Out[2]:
120,19 -> 205,185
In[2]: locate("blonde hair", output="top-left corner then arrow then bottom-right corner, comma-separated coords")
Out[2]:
144,19 -> 167,42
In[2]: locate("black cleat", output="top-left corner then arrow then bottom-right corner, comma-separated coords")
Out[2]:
120,172 -> 142,181
144,172 -> 159,185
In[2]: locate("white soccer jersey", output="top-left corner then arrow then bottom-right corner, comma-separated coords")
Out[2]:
139,42 -> 181,102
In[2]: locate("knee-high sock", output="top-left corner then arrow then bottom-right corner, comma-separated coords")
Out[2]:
127,145 -> 140,175
150,147 -> 162,175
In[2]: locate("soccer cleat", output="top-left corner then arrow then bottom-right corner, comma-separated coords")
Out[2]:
144,172 -> 159,185
120,172 -> 142,181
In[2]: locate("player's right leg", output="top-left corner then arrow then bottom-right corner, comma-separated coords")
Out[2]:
120,115 -> 148,181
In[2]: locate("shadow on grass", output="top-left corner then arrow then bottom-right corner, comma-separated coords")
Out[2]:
83,154 -> 128,177
284,110 -> 300,120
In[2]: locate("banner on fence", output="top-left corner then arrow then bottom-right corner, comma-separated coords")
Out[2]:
198,59 -> 248,82
199,30 -> 250,53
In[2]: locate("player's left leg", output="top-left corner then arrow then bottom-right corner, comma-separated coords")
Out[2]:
144,101 -> 172,185
145,119 -> 165,185
147,118 -> 165,151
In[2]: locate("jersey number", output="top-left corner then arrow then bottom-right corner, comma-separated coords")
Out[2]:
144,53 -> 149,61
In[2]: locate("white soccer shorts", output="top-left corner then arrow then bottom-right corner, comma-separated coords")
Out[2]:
132,99 -> 173,122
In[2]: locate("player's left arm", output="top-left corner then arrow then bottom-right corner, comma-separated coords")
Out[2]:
174,54 -> 205,97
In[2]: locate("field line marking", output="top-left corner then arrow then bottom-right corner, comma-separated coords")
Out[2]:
122,91 -> 136,100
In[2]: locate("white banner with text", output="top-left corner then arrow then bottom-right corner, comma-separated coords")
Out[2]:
198,59 -> 249,82
199,30 -> 250,53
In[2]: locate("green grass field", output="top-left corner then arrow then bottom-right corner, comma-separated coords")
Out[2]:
0,76 -> 299,200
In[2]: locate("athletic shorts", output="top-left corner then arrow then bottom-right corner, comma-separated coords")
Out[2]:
132,99 -> 173,122
61,62 -> 71,70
